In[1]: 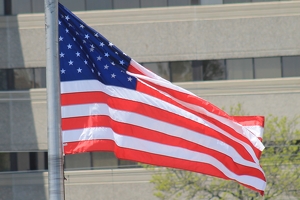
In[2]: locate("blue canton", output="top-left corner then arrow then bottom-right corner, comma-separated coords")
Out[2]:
58,3 -> 137,90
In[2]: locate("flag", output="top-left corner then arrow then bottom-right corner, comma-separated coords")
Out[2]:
58,3 -> 266,195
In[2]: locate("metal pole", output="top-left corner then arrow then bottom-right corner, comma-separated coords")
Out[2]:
44,0 -> 65,199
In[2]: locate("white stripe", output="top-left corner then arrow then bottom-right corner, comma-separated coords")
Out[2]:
63,128 -> 266,191
61,80 -> 262,162
62,103 -> 263,172
132,75 -> 264,151
245,126 -> 264,138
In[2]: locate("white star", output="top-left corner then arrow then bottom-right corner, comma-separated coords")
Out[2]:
99,42 -> 104,47
77,68 -> 82,73
111,73 -> 116,78
59,36 -> 63,41
68,23 -> 73,27
94,33 -> 99,37
90,48 -> 94,52
83,40 -> 86,44
104,65 -> 109,69
80,46 -> 83,49
115,51 -> 118,55
104,53 -> 109,57
68,60 -> 73,65
97,56 -> 102,61
84,60 -> 88,65
73,37 -> 76,41
76,31 -> 79,35
65,15 -> 70,21
65,28 -> 69,33
58,20 -> 61,25
92,63 -> 95,67
111,62 -> 115,65
120,60 -> 124,65
80,24 -> 84,29
67,44 -> 72,49
128,77 -> 132,82
90,44 -> 94,48
60,52 -> 65,58
76,52 -> 80,57
61,69 -> 66,74
98,72 -> 101,76
91,68 -> 94,73
84,34 -> 89,39
86,54 -> 89,58
109,42 -> 113,47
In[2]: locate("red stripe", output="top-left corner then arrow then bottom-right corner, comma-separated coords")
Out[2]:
135,81 -> 262,158
64,140 -> 264,195
61,91 -> 256,162
128,64 -> 145,76
232,116 -> 265,127
62,115 -> 265,179
135,78 -> 231,119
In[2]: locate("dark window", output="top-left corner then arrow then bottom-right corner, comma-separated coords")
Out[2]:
34,68 -> 46,88
0,69 -> 8,90
254,57 -> 281,79
0,153 -> 10,172
11,0 -> 31,14
226,58 -> 253,80
59,0 -> 85,11
29,152 -> 38,170
91,152 -> 118,168
223,0 -> 251,3
170,61 -> 193,82
64,153 -> 92,169
191,0 -> 199,5
113,0 -> 140,9
118,159 -> 137,168
168,0 -> 191,6
86,0 -> 113,10
12,68 -> 35,90
202,60 -> 226,81
201,0 -> 222,5
252,0 -> 280,2
143,62 -> 170,81
282,56 -> 300,77
32,0 -> 44,13
141,0 -> 167,8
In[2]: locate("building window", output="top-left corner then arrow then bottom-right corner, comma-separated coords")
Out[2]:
143,62 -> 170,81
12,68 -> 35,90
86,0 -> 113,10
0,68 -> 46,91
170,61 -> 193,82
34,68 -> 47,88
0,69 -> 8,90
201,60 -> 226,81
226,58 -> 253,80
254,57 -> 281,79
113,0 -> 140,9
0,153 -> 10,172
64,152 -> 138,170
223,0 -> 251,3
282,56 -> 300,77
200,0 -> 223,5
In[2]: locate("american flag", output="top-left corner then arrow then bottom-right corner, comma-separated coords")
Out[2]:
58,3 -> 266,195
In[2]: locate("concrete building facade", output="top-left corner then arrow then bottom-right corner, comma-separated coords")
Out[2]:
0,0 -> 299,199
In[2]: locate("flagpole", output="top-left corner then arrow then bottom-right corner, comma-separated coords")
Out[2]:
44,0 -> 65,199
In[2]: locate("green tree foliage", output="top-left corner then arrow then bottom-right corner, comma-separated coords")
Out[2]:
142,105 -> 300,200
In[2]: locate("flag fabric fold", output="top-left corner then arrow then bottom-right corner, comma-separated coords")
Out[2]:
58,3 -> 266,195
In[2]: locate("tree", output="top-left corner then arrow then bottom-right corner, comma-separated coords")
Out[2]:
142,104 -> 300,200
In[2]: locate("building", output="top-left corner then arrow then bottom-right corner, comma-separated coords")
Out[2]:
0,0 -> 299,199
